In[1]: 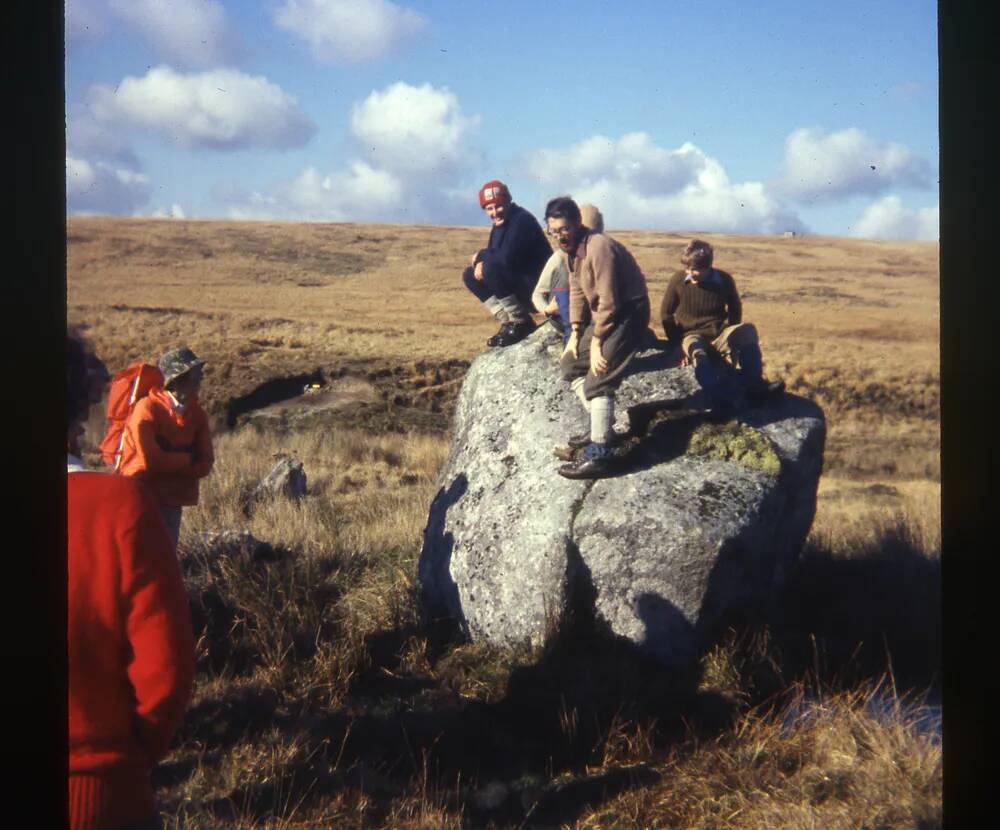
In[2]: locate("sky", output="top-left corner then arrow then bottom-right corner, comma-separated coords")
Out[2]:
65,0 -> 939,240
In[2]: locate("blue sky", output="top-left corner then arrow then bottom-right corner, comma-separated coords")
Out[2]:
65,0 -> 939,239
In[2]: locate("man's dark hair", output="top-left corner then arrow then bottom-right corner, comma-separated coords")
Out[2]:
544,196 -> 581,225
68,335 -> 91,424
681,239 -> 714,269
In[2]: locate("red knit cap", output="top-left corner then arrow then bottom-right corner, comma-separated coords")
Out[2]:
478,180 -> 511,208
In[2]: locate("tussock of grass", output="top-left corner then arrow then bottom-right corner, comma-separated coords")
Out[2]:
580,684 -> 940,830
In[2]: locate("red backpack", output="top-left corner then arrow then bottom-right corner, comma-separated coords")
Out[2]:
99,363 -> 164,470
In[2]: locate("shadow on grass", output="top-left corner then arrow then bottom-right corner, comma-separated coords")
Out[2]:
164,497 -> 940,826
770,520 -> 942,696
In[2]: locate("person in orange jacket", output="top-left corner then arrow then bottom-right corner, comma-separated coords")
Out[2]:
68,334 -> 195,830
119,346 -> 214,550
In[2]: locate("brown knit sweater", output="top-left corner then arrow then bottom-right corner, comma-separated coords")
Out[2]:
659,268 -> 742,343
568,232 -> 649,340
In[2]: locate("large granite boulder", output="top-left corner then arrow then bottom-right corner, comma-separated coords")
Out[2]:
419,325 -> 825,666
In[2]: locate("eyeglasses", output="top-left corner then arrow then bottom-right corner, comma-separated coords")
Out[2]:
546,226 -> 575,238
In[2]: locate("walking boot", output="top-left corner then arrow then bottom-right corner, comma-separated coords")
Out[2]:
558,441 -> 615,479
566,429 -> 628,450
493,318 -> 537,347
487,322 -> 514,347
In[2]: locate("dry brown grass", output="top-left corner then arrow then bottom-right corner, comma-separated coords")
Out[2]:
69,218 -> 940,828
68,217 -> 938,479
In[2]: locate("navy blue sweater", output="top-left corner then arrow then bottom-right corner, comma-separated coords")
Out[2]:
476,203 -> 552,286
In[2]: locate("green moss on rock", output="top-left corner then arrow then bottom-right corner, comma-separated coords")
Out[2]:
687,421 -> 782,476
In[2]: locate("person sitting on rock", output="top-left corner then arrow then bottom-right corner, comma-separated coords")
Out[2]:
549,196 -> 652,479
532,203 -> 604,343
68,334 -> 195,830
659,239 -> 784,411
463,179 -> 552,348
118,346 -> 214,550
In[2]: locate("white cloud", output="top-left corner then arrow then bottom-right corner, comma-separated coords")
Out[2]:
777,127 -> 932,202
850,196 -> 939,241
67,154 -> 152,215
107,0 -> 242,68
350,82 -> 480,175
86,66 -> 316,150
150,203 -> 187,219
528,133 -> 804,234
219,81 -> 483,224
224,163 -> 403,222
530,133 -> 705,197
274,0 -> 426,63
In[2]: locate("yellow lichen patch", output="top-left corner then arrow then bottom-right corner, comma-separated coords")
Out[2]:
687,421 -> 782,476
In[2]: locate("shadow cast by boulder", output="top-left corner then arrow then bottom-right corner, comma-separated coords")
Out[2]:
419,474 -> 470,649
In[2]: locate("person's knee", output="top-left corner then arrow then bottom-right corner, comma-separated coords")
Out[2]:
685,337 -> 710,362
560,358 -> 580,382
461,266 -> 477,292
728,323 -> 759,350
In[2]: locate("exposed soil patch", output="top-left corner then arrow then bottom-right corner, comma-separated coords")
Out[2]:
109,303 -> 219,318
219,358 -> 470,435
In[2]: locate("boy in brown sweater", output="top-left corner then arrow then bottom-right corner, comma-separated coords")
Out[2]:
659,239 -> 783,409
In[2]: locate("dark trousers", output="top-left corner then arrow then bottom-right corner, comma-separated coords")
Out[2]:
462,265 -> 535,306
560,297 -> 651,400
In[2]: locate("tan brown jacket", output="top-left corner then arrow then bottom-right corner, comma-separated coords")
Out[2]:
568,232 -> 649,340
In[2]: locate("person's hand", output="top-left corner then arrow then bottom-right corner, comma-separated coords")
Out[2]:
473,261 -> 485,281
590,337 -> 608,375
563,330 -> 579,359
544,298 -> 559,316
679,351 -> 690,368
469,251 -> 480,266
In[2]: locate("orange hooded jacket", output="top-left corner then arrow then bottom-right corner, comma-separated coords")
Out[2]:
118,387 -> 214,506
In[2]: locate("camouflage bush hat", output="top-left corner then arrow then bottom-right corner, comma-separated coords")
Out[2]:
158,346 -> 206,387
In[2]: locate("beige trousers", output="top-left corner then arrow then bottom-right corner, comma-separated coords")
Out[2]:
682,322 -> 758,365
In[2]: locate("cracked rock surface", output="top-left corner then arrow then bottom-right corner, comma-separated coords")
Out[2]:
418,325 -> 825,665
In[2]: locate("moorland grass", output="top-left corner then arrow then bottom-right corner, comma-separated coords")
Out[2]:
70,219 -> 940,827
85,424 -> 939,829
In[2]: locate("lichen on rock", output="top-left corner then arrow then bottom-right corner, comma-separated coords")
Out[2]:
687,422 -> 782,476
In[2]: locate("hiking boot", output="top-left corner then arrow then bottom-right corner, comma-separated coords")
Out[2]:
566,429 -> 628,450
746,378 -> 785,407
558,442 -> 616,479
487,323 -> 513,347
492,319 -> 537,347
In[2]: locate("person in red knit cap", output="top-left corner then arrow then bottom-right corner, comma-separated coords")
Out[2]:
68,335 -> 195,830
118,346 -> 214,551
462,179 -> 552,347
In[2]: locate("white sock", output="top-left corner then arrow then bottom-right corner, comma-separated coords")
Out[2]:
590,395 -> 614,444
571,376 -> 590,411
483,296 -> 508,322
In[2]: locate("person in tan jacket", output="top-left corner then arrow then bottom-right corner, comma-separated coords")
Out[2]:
548,196 -> 651,479
532,203 -> 604,342
119,346 -> 214,549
